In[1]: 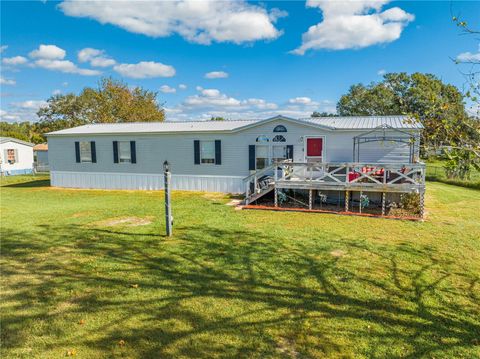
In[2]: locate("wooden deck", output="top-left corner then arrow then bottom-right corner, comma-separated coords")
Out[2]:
243,161 -> 426,218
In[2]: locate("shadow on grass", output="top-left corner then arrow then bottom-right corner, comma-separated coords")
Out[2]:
1,223 -> 479,358
426,176 -> 480,190
3,179 -> 51,188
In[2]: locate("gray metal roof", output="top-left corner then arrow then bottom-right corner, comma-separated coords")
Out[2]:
305,115 -> 422,130
47,115 -> 422,136
0,137 -> 35,147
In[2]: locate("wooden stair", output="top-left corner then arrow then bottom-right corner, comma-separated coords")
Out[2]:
245,183 -> 274,205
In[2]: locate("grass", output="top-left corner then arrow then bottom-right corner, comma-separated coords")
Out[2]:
1,174 -> 479,358
426,160 -> 480,190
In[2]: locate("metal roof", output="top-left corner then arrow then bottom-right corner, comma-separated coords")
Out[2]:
0,137 -> 35,147
305,115 -> 422,130
46,115 -> 422,136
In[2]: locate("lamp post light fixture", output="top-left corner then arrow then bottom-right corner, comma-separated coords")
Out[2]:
163,160 -> 173,236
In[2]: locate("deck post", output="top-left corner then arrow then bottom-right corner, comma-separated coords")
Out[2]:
359,190 -> 362,213
419,190 -> 425,219
274,187 -> 278,207
345,191 -> 349,212
308,189 -> 312,210
381,192 -> 386,216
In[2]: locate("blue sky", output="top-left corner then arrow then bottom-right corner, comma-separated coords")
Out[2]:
1,0 -> 479,122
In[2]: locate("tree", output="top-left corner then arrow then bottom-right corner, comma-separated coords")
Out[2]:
210,116 -> 226,121
337,72 -> 472,152
37,78 -> 165,130
311,111 -> 337,118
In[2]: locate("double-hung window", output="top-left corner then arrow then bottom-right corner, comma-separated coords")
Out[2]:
118,141 -> 131,163
200,141 -> 215,164
272,145 -> 286,164
6,149 -> 17,164
79,141 -> 92,163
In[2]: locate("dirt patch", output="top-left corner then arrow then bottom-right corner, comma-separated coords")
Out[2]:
91,216 -> 153,227
226,199 -> 242,206
330,249 -> 346,258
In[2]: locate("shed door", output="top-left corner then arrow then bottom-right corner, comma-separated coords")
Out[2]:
306,138 -> 323,157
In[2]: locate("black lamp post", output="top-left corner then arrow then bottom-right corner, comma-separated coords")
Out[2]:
163,160 -> 172,236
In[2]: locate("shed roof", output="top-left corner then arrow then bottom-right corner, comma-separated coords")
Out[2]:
0,137 -> 35,147
46,115 -> 422,136
33,143 -> 48,151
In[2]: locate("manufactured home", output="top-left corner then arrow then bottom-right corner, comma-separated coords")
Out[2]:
47,115 -> 426,217
0,137 -> 34,175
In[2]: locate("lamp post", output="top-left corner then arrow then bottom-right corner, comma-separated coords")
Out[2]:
163,160 -> 172,236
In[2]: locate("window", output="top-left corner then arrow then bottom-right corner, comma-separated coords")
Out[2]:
272,135 -> 286,142
6,149 -> 17,164
256,135 -> 269,142
200,141 -> 215,164
272,145 -> 286,163
118,141 -> 131,163
273,125 -> 287,133
79,141 -> 92,163
256,145 -> 269,170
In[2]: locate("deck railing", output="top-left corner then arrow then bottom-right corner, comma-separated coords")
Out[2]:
243,161 -> 426,201
275,161 -> 426,189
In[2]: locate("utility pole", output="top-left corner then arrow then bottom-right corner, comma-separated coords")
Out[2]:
163,161 -> 172,236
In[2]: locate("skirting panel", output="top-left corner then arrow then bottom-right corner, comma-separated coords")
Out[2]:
50,171 -> 245,193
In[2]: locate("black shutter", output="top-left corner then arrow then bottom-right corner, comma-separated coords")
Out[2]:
287,145 -> 294,160
91,141 -> 96,163
113,141 -> 119,163
249,145 -> 255,170
130,141 -> 136,164
75,142 -> 80,163
215,140 -> 221,165
194,140 -> 200,164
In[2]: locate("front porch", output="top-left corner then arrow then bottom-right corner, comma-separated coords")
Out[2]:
243,161 -> 426,219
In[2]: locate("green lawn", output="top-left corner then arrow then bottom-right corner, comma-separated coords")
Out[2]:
1,175 -> 479,358
426,160 -> 480,190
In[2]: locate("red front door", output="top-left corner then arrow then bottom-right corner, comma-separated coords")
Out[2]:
306,138 -> 323,157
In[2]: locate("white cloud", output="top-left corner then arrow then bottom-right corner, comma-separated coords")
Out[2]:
0,45 -> 8,53
205,71 -> 229,79
33,59 -> 101,76
292,0 -> 414,54
178,84 -> 187,90
113,61 -> 175,79
1,100 -> 48,122
176,86 -> 278,114
288,97 -> 314,105
0,76 -> 16,85
59,0 -> 286,45
62,82 -> 69,87
160,85 -> 176,94
29,44 -> 66,59
2,56 -> 28,65
13,100 -> 48,110
377,69 -> 387,76
78,47 -> 116,67
52,89 -> 62,95
456,45 -> 480,63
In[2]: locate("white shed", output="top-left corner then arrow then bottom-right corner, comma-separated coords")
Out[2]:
0,137 -> 35,175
